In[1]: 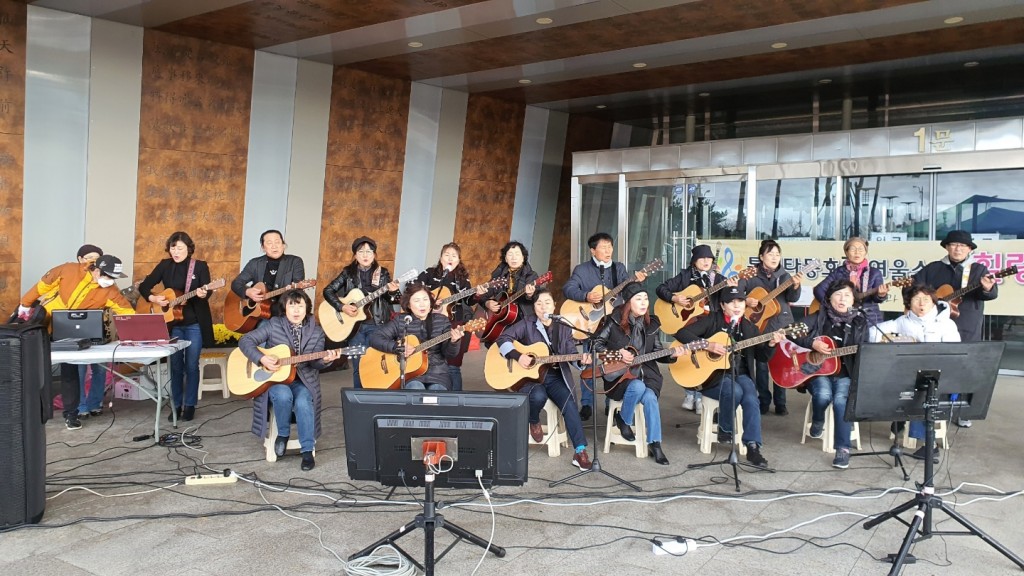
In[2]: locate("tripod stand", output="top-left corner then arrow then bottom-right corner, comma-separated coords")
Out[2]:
349,473 -> 504,575
862,370 -> 1024,575
849,436 -> 910,481
549,320 -> 641,491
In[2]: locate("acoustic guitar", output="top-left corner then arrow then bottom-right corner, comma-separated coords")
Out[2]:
936,265 -> 1016,319
669,322 -> 808,389
478,272 -> 553,345
432,277 -> 507,318
767,336 -> 858,390
136,279 -> 226,324
227,344 -> 365,398
580,339 -> 710,391
223,279 -> 317,333
318,269 -> 418,342
360,318 -> 487,390
654,267 -> 757,335
744,260 -> 821,331
808,276 -> 914,315
484,341 -> 621,391
558,259 -> 664,340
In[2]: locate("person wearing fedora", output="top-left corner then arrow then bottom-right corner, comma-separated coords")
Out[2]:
656,244 -> 744,417
19,252 -> 135,431
914,229 -> 998,428
594,282 -> 686,465
323,236 -> 400,388
562,232 -> 648,421
674,285 -> 785,468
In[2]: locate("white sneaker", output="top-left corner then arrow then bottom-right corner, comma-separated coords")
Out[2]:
681,395 -> 695,411
694,399 -> 703,415
957,418 -> 972,428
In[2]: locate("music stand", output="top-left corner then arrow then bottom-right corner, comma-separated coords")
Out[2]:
853,342 -> 1024,575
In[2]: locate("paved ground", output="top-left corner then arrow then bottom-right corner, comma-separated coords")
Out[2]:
3,349 -> 1023,576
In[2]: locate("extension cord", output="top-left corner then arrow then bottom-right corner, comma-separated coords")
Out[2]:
185,473 -> 237,486
653,538 -> 696,556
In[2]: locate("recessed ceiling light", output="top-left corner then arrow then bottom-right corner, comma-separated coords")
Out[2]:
632,62 -> 647,69
407,41 -> 423,48
964,61 -> 980,68
771,42 -> 788,49
596,105 -> 607,109
536,17 -> 553,25
944,16 -> 964,25
818,78 -> 832,84
518,79 -> 532,84
698,92 -> 710,97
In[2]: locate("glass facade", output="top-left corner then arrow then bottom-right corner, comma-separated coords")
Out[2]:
755,177 -> 837,241
841,174 -> 932,241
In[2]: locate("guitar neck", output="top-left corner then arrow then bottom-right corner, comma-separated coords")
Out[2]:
731,331 -> 778,352
821,345 -> 859,359
697,276 -> 733,302
438,281 -> 490,307
948,282 -> 982,301
760,277 -> 796,304
280,349 -> 333,366
533,352 -> 586,366
263,282 -> 306,301
171,283 -> 211,306
631,347 -> 676,365
412,330 -> 456,354
600,278 -> 633,305
355,284 -> 392,307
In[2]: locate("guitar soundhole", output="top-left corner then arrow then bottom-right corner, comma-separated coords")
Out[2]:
707,352 -> 722,361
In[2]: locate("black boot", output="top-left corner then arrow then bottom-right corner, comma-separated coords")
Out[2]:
181,406 -> 195,421
614,410 -> 635,441
579,405 -> 592,422
648,442 -> 669,465
301,451 -> 316,471
167,406 -> 183,422
274,436 -> 289,458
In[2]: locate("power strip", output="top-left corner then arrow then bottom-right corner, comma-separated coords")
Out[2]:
652,538 -> 696,556
185,473 -> 237,486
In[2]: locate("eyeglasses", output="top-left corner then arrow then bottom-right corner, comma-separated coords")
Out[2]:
846,246 -> 867,253
356,249 -> 375,255
946,243 -> 970,249
910,296 -> 933,304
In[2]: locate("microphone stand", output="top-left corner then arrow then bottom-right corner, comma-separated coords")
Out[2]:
549,303 -> 641,491
397,316 -> 409,389
687,320 -> 773,492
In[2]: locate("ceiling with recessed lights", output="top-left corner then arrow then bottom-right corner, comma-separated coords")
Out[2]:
28,0 -> 1024,128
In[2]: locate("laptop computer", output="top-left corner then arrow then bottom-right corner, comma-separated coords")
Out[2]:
51,309 -> 107,344
112,314 -> 177,346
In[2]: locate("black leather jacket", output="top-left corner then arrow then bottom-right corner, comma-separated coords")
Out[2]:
323,264 -> 398,325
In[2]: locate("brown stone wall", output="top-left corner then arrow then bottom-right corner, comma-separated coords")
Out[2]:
547,115 -> 613,301
317,67 -> 409,304
453,95 -> 525,284
0,1 -> 25,314
134,30 -> 253,321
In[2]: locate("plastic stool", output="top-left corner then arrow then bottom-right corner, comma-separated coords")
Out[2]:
198,351 -> 230,400
529,398 -> 570,457
264,408 -> 314,462
604,399 -> 647,458
696,396 -> 746,455
801,399 -> 861,453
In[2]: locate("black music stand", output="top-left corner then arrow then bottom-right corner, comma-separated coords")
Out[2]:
852,342 -> 1024,575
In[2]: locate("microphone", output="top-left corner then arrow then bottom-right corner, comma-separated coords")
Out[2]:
443,266 -> 453,275
403,314 -> 414,325
544,313 -> 569,322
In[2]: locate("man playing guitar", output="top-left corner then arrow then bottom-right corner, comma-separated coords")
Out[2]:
229,229 -> 306,322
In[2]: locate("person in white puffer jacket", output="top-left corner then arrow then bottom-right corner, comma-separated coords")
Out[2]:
869,284 -> 960,461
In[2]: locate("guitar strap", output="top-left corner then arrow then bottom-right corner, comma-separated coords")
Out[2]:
960,263 -> 972,290
184,258 -> 196,293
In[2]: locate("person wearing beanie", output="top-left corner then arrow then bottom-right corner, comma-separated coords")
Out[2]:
19,250 -> 134,431
594,282 -> 686,466
675,285 -> 784,468
562,232 -> 648,421
322,236 -> 400,388
656,244 -> 744,416
913,229 -> 998,428
497,288 -> 594,470
789,280 -> 868,469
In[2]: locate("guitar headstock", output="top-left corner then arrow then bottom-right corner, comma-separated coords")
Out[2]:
685,339 -> 710,352
801,259 -> 823,275
487,277 -> 509,290
995,265 -> 1018,279
534,271 -> 554,287
639,259 -> 664,276
397,269 -> 419,283
342,345 -> 367,357
597,350 -> 623,364
462,318 -> 488,333
295,279 -> 317,290
207,278 -> 227,291
783,322 -> 809,339
736,267 -> 757,281
891,276 -> 914,288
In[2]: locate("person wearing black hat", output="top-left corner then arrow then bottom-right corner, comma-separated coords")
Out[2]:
73,244 -> 108,420
562,232 -> 648,420
788,280 -> 868,469
913,229 -> 997,428
656,244 -> 744,416
139,232 -> 215,423
594,282 -> 686,465
322,236 -> 400,388
675,285 -> 784,468
230,229 -> 306,318
19,251 -> 135,431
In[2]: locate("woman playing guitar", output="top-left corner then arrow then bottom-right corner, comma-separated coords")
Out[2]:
594,283 -> 687,466
792,280 -> 868,470
322,236 -> 400,388
480,240 -> 540,327
812,237 -> 888,324
138,231 -> 214,422
416,242 -> 486,391
368,282 -> 465,391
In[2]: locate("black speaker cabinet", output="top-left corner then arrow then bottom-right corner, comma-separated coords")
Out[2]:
0,322 -> 51,526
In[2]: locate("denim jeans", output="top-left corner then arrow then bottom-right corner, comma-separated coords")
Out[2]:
578,341 -> 594,408
702,374 -> 762,446
684,389 -> 703,401
268,382 -> 315,453
349,322 -> 379,389
447,365 -> 463,392
521,369 -> 587,450
908,420 -> 926,441
404,380 -> 447,391
169,323 -> 202,409
810,375 -> 852,451
78,364 -> 107,413
754,360 -> 786,410
619,379 -> 662,443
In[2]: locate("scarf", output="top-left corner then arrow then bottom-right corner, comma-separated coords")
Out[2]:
845,259 -> 869,292
290,321 -> 303,354
825,304 -> 856,326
